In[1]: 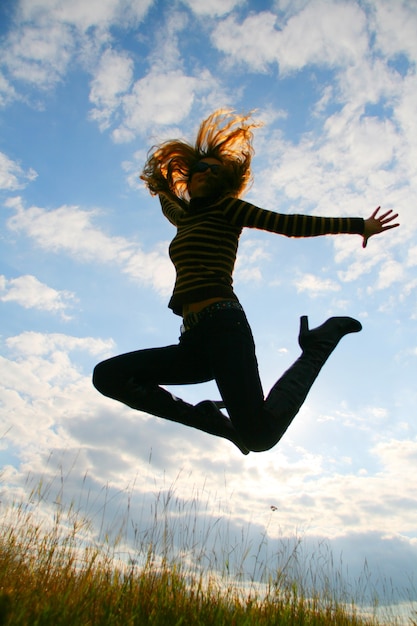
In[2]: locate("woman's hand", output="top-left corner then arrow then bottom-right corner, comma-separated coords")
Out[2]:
362,206 -> 399,248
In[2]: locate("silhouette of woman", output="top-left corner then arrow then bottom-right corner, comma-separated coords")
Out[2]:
93,110 -> 399,454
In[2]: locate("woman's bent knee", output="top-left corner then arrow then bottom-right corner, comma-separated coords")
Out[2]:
92,360 -> 116,397
238,417 -> 284,453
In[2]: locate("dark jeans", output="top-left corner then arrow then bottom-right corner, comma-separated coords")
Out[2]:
94,307 -> 358,451
93,307 -> 283,450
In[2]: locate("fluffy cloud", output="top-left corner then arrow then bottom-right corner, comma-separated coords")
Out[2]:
18,0 -> 154,33
6,198 -> 133,262
0,72 -> 17,107
110,66 -> 228,142
5,197 -> 174,295
0,0 -> 153,100
0,152 -> 37,190
212,2 -> 367,73
0,274 -> 76,319
86,7 -> 234,140
181,0 -> 243,17
234,239 -> 271,283
373,0 -> 417,62
212,12 -> 281,73
2,20 -> 75,88
276,0 -> 368,72
0,331 -> 116,462
114,70 -> 199,142
294,273 -> 341,296
253,109 -> 404,215
89,48 -> 134,131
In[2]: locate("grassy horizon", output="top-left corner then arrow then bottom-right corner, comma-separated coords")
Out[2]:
0,477 -> 412,625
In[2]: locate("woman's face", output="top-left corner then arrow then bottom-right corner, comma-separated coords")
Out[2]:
187,157 -> 226,199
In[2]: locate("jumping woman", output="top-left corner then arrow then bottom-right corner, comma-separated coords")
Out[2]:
93,110 -> 399,455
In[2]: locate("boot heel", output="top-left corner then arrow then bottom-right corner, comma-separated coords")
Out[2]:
299,316 -> 362,353
299,315 -> 309,338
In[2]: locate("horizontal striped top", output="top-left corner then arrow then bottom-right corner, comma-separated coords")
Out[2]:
159,194 -> 364,316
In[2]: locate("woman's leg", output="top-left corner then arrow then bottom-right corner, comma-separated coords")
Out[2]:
92,335 -> 250,454
194,308 -> 273,451
197,309 -> 362,453
93,311 -> 361,455
262,315 -> 362,447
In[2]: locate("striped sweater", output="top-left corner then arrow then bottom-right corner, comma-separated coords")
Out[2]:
159,194 -> 364,316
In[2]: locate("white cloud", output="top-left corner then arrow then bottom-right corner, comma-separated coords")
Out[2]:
89,48 -> 134,131
18,0 -> 154,33
335,250 -> 380,283
255,107 -> 402,212
147,10 -> 189,73
0,0 -> 153,101
373,0 -> 417,63
112,66 -> 227,141
373,437 -> 417,478
87,8 -> 232,140
6,331 -> 114,358
234,239 -> 271,283
122,240 -> 175,294
212,1 -> 368,74
212,12 -> 280,73
334,56 -> 403,115
1,0 -> 230,137
0,152 -> 37,190
322,107 -> 401,176
2,21 -> 75,89
407,246 -> 417,267
277,0 -> 368,72
393,73 -> 417,179
5,197 -> 174,296
115,70 -> 198,142
122,150 -> 148,190
0,274 -> 76,319
6,198 -> 132,262
369,259 -> 404,291
0,331 -> 116,455
294,273 -> 340,296
181,0 -> 243,17
0,72 -> 17,107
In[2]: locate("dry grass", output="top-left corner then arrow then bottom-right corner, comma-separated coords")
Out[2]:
0,481 -> 403,626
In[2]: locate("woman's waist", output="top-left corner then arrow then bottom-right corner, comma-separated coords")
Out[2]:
181,299 -> 243,333
168,284 -> 237,316
182,297 -> 231,316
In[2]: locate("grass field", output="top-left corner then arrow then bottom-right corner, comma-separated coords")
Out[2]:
0,479 -> 413,625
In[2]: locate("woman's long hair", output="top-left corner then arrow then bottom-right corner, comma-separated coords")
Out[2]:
140,109 -> 262,200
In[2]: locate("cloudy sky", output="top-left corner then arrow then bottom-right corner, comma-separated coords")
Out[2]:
1,0 -> 416,615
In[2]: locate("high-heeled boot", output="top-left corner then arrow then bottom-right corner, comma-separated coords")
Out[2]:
261,316 -> 362,449
121,379 -> 249,455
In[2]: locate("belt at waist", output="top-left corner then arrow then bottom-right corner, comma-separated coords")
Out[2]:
181,300 -> 243,333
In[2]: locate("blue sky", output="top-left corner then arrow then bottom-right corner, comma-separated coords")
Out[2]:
1,0 -> 416,616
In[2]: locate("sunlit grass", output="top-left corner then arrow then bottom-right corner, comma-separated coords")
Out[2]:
0,477 -> 411,625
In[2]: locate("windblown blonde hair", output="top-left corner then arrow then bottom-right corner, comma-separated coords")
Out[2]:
140,109 -> 262,201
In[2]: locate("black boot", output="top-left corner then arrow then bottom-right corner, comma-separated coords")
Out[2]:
298,315 -> 362,360
195,400 -> 249,455
121,380 -> 249,455
263,316 -> 362,447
